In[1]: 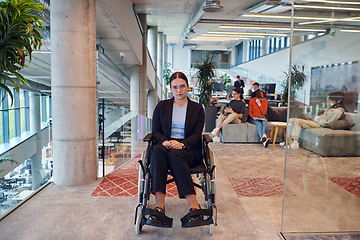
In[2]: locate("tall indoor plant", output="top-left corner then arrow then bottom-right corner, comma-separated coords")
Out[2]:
195,54 -> 216,107
194,54 -> 217,131
282,61 -> 307,104
0,0 -> 46,103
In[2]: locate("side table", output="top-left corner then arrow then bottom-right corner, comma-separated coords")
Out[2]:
269,122 -> 291,150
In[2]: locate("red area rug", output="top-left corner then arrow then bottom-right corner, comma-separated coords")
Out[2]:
92,154 -> 179,197
330,178 -> 360,197
229,178 -> 296,197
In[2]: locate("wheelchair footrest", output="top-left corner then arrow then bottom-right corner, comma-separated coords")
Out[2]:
141,208 -> 173,228
180,208 -> 214,228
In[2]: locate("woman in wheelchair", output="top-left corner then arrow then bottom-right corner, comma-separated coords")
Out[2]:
148,71 -> 206,228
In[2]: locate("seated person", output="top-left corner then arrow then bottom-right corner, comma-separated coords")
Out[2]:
249,90 -> 271,147
285,91 -> 345,149
149,71 -> 205,227
211,87 -> 245,142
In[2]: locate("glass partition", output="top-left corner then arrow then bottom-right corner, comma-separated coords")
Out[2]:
281,0 -> 360,238
97,101 -> 152,177
0,91 -> 52,218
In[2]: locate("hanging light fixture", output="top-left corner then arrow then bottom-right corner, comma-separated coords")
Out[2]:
202,0 -> 223,13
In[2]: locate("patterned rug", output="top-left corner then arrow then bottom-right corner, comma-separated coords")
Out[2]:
92,154 -> 178,197
229,177 -> 296,197
330,178 -> 360,197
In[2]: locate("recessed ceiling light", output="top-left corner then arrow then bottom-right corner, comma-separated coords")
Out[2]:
340,29 -> 360,32
202,34 -> 265,38
299,16 -> 360,25
303,0 -> 360,5
243,13 -> 360,22
219,25 -> 327,32
208,31 -> 288,36
294,4 -> 360,11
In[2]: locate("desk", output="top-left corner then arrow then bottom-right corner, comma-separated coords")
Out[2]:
269,122 -> 290,150
12,190 -> 34,202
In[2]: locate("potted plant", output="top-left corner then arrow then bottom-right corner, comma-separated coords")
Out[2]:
220,73 -> 231,91
0,0 -> 46,104
194,54 -> 217,132
163,62 -> 171,98
282,61 -> 307,104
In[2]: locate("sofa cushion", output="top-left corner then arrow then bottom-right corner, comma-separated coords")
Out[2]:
267,107 -> 287,122
300,128 -> 360,157
221,123 -> 247,143
345,113 -> 360,131
241,108 -> 249,123
324,119 -> 355,130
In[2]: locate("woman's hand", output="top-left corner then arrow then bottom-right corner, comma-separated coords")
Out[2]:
169,140 -> 183,149
162,140 -> 182,149
162,140 -> 171,149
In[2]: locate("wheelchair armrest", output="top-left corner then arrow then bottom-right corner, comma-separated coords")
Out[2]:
203,133 -> 213,143
143,133 -> 152,142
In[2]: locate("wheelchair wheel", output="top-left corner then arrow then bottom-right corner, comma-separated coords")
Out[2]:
135,209 -> 143,234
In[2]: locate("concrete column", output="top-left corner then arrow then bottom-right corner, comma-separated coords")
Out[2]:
138,13 -> 147,116
29,92 -> 42,190
147,90 -> 157,118
148,26 -> 158,70
130,65 -> 140,113
146,26 -> 158,118
157,32 -> 164,97
51,0 -> 97,185
243,40 -> 250,62
230,47 -> 237,66
261,38 -> 269,56
163,35 -> 168,100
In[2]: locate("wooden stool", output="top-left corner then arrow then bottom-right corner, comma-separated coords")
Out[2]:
269,122 -> 291,150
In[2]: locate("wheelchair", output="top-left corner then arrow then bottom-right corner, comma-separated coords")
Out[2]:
134,133 -> 217,235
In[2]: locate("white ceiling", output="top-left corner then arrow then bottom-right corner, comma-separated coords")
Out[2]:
18,0 -> 360,107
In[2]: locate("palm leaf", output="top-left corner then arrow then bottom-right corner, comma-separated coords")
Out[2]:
0,0 -> 47,105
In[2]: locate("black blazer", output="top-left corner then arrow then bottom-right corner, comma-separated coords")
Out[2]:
152,97 -> 205,162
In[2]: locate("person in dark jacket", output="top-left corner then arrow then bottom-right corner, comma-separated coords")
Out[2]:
234,75 -> 245,94
149,71 -> 205,227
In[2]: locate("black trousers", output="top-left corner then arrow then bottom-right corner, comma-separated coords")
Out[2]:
150,144 -> 200,199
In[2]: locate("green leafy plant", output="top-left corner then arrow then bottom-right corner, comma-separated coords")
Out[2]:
163,62 -> 171,86
0,156 -> 18,173
195,54 -> 216,107
282,61 -> 307,103
0,0 -> 46,104
220,73 -> 231,91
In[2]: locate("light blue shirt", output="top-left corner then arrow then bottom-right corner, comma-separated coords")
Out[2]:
171,104 -> 187,139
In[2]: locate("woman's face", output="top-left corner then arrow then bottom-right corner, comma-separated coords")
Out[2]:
232,91 -> 240,100
258,94 -> 266,101
170,78 -> 189,102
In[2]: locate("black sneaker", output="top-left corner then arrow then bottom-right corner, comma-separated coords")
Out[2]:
260,136 -> 267,143
264,138 -> 271,147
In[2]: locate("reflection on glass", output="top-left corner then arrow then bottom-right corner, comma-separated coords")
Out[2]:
281,0 -> 360,237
